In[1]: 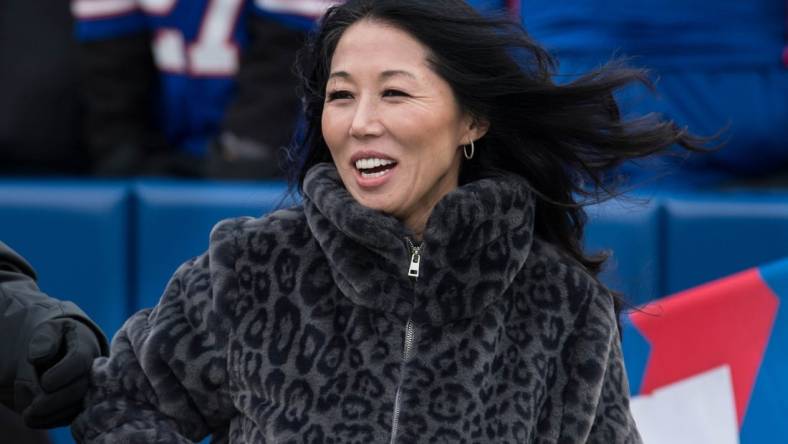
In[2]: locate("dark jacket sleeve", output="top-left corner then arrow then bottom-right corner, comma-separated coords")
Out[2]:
78,32 -> 164,175
208,13 -> 306,179
557,282 -> 642,444
222,13 -> 305,151
71,220 -> 240,443
0,241 -> 109,410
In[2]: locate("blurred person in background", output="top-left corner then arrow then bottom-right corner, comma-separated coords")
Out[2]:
69,0 -> 518,180
0,241 -> 108,439
0,0 -> 89,175
70,0 -> 338,179
520,0 -> 788,188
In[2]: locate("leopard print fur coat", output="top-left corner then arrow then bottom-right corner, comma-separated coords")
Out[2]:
73,163 -> 641,443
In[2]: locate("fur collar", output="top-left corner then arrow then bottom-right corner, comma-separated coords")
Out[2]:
303,163 -> 535,325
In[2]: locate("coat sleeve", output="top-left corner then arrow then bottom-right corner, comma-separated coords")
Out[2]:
557,284 -> 642,444
71,221 -> 241,443
0,242 -> 108,340
0,241 -> 108,411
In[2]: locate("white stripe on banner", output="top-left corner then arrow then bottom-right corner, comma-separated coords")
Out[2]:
254,0 -> 339,18
630,366 -> 740,444
72,0 -> 137,19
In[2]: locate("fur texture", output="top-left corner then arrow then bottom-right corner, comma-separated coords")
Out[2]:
73,163 -> 641,443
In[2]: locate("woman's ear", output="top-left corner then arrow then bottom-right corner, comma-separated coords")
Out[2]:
464,117 -> 490,144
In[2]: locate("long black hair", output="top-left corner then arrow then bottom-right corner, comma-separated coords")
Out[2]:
290,0 -> 707,306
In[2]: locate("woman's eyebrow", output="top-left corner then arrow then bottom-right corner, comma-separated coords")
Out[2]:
328,71 -> 351,80
380,70 -> 417,81
328,70 -> 417,81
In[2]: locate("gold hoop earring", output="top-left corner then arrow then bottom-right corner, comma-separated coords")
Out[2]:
463,139 -> 475,160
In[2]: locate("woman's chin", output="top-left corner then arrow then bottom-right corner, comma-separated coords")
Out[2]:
352,194 -> 396,215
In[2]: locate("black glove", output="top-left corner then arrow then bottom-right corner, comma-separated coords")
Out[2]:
14,318 -> 102,429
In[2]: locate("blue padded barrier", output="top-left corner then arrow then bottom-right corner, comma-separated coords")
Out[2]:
663,192 -> 788,295
132,179 -> 293,311
584,197 -> 663,306
0,180 -> 131,336
0,180 -> 131,444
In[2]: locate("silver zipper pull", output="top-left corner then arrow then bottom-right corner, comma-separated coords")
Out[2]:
408,248 -> 420,279
405,238 -> 421,279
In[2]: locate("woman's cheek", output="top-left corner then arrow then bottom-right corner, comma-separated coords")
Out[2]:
321,113 -> 343,153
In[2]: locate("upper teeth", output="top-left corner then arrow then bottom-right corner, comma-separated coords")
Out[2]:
355,158 -> 395,170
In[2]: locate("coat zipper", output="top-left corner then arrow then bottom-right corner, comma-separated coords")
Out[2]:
406,238 -> 421,279
390,238 -> 421,444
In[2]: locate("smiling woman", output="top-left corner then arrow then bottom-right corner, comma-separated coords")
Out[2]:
72,1 -> 707,443
321,20 -> 486,238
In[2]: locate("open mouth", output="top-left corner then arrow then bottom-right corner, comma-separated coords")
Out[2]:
355,157 -> 398,178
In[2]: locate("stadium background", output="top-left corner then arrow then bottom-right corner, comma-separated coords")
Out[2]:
0,0 -> 786,443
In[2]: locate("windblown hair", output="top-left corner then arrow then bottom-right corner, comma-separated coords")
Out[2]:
291,0 -> 707,312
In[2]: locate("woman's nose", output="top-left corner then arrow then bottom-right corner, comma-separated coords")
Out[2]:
348,97 -> 384,138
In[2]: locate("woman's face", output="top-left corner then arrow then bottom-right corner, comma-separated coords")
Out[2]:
322,19 -> 485,235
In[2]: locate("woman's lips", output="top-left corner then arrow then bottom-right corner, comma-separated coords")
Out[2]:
354,162 -> 398,188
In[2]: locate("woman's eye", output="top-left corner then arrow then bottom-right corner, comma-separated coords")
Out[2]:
327,90 -> 353,101
382,89 -> 408,98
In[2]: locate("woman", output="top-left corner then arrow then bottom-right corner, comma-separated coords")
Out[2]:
74,1 -> 703,442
